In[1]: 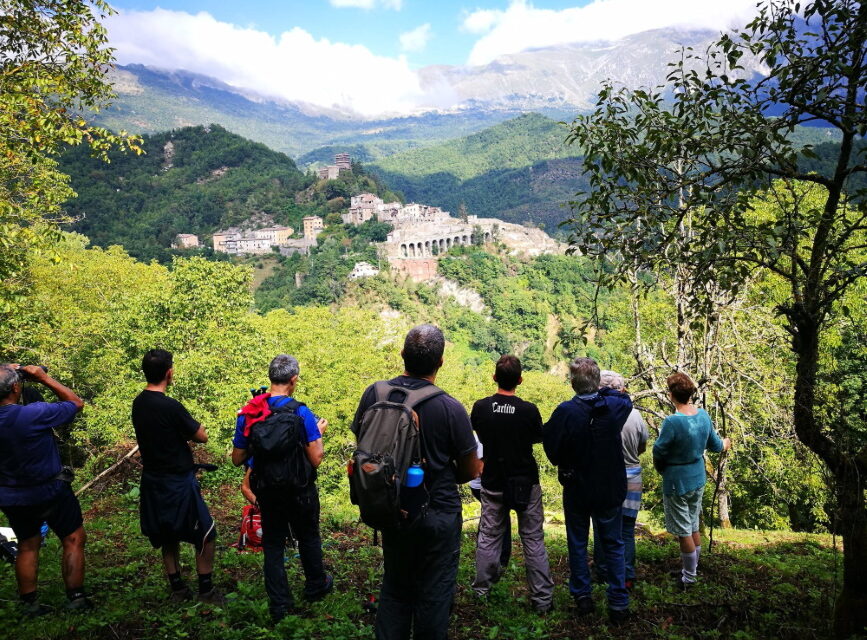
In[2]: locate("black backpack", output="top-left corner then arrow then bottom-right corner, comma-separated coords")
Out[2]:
349,382 -> 443,530
249,398 -> 313,492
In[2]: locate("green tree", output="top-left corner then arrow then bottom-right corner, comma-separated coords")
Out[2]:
565,2 -> 867,633
0,0 -> 140,311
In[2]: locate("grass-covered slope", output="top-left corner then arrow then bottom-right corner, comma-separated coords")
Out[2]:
0,482 -> 840,640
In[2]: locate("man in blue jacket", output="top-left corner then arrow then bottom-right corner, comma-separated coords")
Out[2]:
0,363 -> 89,615
543,357 -> 632,624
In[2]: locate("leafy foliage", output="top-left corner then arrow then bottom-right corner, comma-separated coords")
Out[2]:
0,0 -> 140,312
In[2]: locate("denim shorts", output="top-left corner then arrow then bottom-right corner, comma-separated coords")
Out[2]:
663,486 -> 704,537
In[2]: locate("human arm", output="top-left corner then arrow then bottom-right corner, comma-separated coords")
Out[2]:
542,404 -> 568,466
241,466 -> 257,505
529,404 -> 544,444
19,365 -> 83,412
704,412 -> 726,453
231,415 -> 248,466
300,406 -> 325,468
190,425 -> 207,444
637,411 -> 649,455
455,449 -> 482,484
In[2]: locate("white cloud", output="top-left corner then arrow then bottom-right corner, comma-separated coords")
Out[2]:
399,23 -> 432,52
104,9 -> 428,116
329,0 -> 403,9
460,8 -> 502,34
464,0 -> 761,66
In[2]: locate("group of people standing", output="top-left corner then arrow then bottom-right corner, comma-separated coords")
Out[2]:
0,322 -> 729,640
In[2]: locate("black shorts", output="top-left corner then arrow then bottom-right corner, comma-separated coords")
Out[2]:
1,484 -> 83,541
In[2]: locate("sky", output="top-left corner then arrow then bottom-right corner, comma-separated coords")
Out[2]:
106,0 -> 762,115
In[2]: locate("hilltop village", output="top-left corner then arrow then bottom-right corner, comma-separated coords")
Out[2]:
174,154 -> 562,282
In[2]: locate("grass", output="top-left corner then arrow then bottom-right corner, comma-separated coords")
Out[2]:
0,480 -> 842,640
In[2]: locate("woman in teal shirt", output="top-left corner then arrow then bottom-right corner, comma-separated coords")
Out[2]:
653,373 -> 730,589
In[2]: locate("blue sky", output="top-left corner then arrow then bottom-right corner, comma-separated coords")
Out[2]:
111,0 -> 588,67
104,0 -> 760,115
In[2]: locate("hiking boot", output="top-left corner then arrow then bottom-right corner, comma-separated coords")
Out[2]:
574,596 -> 594,617
168,586 -> 193,603
608,608 -> 631,625
65,596 -> 94,612
271,606 -> 294,624
673,575 -> 696,591
533,602 -> 554,615
304,574 -> 334,602
197,587 -> 226,606
20,601 -> 52,618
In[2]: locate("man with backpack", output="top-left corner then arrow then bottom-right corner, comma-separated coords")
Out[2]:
230,354 -> 332,623
470,355 -> 554,613
543,357 -> 633,624
350,324 -> 480,640
132,349 -> 222,605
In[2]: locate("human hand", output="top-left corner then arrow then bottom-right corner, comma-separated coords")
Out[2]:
317,418 -> 328,435
723,437 -> 732,451
19,365 -> 49,383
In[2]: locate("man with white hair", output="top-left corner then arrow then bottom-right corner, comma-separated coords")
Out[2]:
543,357 -> 633,624
594,371 -> 649,590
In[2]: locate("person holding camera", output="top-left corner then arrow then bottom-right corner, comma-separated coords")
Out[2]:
0,363 -> 90,615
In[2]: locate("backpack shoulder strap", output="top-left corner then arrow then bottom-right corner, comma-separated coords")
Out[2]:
270,397 -> 304,413
401,384 -> 445,409
374,380 -> 445,408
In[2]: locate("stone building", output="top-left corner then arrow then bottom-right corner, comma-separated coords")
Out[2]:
212,225 -> 293,255
172,234 -> 200,249
334,153 -> 351,170
302,216 -> 324,240
317,153 -> 352,181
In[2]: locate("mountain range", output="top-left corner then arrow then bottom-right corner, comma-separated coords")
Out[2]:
95,28 -> 766,160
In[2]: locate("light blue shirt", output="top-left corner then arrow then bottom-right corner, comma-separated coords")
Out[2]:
653,408 -> 723,496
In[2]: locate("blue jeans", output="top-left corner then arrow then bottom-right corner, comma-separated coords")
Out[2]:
594,513 -> 637,581
562,486 -> 629,611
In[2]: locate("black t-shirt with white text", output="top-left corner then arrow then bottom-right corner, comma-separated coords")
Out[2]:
471,393 -> 543,491
132,390 -> 200,475
352,376 -> 477,513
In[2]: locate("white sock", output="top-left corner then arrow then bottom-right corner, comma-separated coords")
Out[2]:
695,545 -> 701,568
681,551 -> 698,583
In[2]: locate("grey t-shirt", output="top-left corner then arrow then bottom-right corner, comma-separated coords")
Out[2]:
621,408 -> 649,467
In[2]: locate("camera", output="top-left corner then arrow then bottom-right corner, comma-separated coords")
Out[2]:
15,365 -> 48,381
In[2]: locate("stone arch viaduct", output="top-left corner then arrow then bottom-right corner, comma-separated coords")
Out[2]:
397,229 -> 493,258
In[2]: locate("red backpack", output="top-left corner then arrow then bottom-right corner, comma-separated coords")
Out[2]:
236,505 -> 263,552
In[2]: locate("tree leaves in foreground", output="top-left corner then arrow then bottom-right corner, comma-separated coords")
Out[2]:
565,1 -> 866,635
0,0 -> 140,312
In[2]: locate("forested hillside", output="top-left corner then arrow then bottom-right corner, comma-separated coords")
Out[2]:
59,125 -> 399,262
371,113 -> 843,225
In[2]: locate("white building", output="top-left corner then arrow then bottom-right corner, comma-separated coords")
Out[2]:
348,261 -> 380,279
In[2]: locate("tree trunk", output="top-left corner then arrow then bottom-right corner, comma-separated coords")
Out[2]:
716,462 -> 732,529
791,316 -> 867,637
833,468 -> 867,638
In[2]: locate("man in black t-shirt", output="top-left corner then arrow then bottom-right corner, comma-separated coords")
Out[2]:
471,355 -> 554,613
351,324 -> 480,640
131,349 -> 222,604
